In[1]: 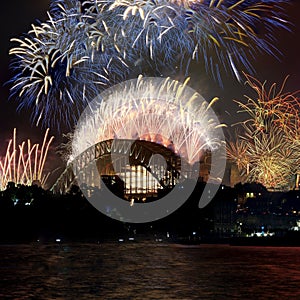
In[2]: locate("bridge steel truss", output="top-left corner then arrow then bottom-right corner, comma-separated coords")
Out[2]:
52,139 -> 183,198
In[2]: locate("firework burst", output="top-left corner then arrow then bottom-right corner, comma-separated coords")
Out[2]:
247,125 -> 297,189
0,129 -> 54,190
227,135 -> 250,176
9,1 -> 291,132
228,128 -> 298,190
72,76 -> 225,165
235,74 -> 300,134
9,0 -> 131,130
105,0 -> 290,82
229,74 -> 300,190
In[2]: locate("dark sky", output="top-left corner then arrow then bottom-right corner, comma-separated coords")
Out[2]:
0,1 -> 299,183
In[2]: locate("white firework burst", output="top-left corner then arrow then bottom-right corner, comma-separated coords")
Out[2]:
72,76 -> 225,165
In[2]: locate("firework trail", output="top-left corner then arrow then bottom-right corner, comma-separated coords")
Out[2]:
0,129 -> 54,190
228,74 -> 300,190
9,0 -> 291,131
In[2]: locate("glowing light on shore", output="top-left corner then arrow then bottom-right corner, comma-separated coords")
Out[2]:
0,129 -> 54,190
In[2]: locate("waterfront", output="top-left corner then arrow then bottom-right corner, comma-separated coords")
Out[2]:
0,243 -> 300,299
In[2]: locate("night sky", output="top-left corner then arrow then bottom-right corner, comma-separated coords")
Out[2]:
0,1 -> 300,185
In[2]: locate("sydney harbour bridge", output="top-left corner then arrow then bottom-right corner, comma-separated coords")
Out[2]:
50,77 -> 219,202
52,139 -> 211,202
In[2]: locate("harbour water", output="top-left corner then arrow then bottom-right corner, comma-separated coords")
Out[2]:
1,243 -> 300,299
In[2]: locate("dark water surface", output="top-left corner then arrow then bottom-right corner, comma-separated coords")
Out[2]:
0,243 -> 300,299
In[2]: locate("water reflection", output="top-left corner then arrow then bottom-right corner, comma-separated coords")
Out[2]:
0,243 -> 300,299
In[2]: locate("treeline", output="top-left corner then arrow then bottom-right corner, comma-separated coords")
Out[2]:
0,182 -> 221,243
0,183 -> 127,243
4,181 -> 298,243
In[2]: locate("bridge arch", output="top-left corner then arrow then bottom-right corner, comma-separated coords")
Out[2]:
52,139 -> 185,200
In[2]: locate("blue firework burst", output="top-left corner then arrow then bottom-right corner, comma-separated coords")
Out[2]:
9,0 -> 291,131
9,0 -> 129,130
101,0 -> 291,82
